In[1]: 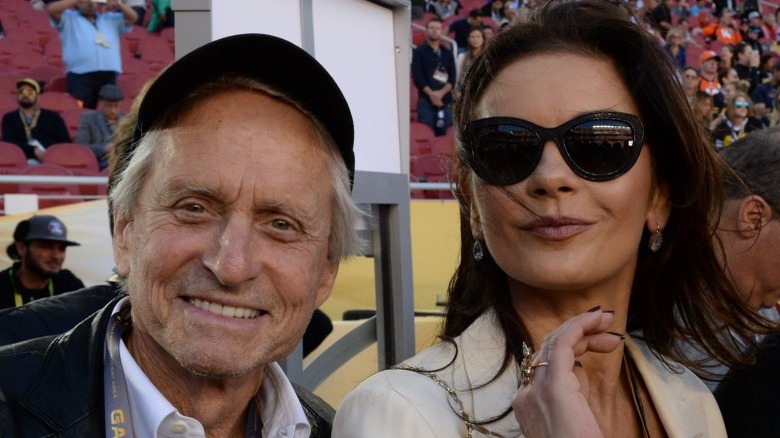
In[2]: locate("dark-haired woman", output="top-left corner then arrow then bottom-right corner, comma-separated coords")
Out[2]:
334,1 -> 774,436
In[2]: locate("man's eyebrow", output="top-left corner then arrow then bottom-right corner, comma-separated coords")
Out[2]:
159,182 -> 219,200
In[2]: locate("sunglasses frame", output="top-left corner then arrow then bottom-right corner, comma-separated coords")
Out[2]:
463,111 -> 645,185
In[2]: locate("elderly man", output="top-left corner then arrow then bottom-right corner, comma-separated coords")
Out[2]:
0,34 -> 361,437
0,215 -> 84,309
712,127 -> 780,437
75,83 -> 125,169
0,78 -> 71,163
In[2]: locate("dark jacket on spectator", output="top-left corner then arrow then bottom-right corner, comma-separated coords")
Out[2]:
1,108 -> 71,159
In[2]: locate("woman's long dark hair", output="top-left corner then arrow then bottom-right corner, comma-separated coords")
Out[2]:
445,0 -> 776,379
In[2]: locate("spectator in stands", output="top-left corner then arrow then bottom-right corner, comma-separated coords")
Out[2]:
412,18 -> 456,136
335,2 -> 773,436
1,78 -> 71,164
427,0 -> 460,20
648,0 -> 675,38
751,60 -> 780,118
683,66 -> 700,102
0,33 -> 361,436
446,8 -> 483,54
760,12 -> 777,47
147,0 -> 174,33
733,41 -> 762,94
693,89 -> 716,130
719,43 -> 735,70
716,129 -> 780,314
689,0 -> 711,16
718,66 -> 739,89
679,129 -> 780,396
710,91 -> 765,149
664,26 -> 686,69
122,0 -> 146,26
479,0 -> 505,26
75,83 -> 125,169
695,10 -> 719,43
46,0 -> 137,109
699,50 -> 723,102
715,9 -> 742,45
456,27 -> 485,87
0,215 -> 84,309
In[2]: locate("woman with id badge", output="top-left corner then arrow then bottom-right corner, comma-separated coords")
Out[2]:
334,1 -> 774,437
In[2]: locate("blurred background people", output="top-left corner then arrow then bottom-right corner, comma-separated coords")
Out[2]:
710,92 -> 764,149
46,0 -> 137,109
75,84 -> 125,169
0,215 -> 84,309
456,26 -> 485,87
412,17 -> 456,136
0,78 -> 71,164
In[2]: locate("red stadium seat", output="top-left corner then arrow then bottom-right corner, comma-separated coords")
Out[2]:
410,121 -> 435,155
0,142 -> 27,208
42,143 -> 100,175
18,164 -> 83,209
38,91 -> 81,112
60,108 -> 87,139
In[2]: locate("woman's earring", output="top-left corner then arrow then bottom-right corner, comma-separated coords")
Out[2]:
473,241 -> 484,261
648,226 -> 663,253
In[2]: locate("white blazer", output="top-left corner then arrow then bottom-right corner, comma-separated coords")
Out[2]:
333,310 -> 726,438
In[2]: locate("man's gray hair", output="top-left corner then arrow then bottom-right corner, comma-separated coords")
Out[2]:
721,127 -> 780,213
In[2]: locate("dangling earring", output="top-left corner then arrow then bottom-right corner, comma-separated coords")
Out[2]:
473,241 -> 484,261
648,226 -> 663,253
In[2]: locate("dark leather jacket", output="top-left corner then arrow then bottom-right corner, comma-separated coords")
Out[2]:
0,292 -> 333,437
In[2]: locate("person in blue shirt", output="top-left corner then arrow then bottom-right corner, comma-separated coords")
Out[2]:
46,0 -> 137,109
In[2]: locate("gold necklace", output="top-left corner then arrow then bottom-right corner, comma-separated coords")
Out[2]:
623,353 -> 651,437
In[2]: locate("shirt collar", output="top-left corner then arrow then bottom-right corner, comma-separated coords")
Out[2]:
108,297 -> 311,438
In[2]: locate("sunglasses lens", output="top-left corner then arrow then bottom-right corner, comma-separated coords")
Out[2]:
471,123 -> 541,184
564,119 -> 637,178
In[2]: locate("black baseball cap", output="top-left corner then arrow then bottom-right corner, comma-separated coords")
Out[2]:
130,33 -> 355,187
13,215 -> 80,246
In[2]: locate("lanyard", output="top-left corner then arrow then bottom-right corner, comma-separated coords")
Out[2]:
9,268 -> 53,307
103,306 -> 263,438
18,108 -> 40,141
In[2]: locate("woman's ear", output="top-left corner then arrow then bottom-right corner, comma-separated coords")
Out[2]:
646,181 -> 672,233
470,203 -> 485,241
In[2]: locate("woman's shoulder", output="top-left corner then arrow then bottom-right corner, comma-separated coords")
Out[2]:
333,360 -> 468,437
627,336 -> 728,437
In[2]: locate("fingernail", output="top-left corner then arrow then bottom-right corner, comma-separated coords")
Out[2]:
587,305 -> 602,312
602,310 -> 616,314
607,331 -> 626,340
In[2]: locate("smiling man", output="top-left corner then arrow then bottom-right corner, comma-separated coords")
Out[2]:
0,34 -> 362,438
0,215 -> 84,309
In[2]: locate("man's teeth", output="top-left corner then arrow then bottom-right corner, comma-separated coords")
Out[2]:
189,298 -> 260,319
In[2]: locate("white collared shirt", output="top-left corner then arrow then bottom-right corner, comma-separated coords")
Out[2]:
108,298 -> 311,438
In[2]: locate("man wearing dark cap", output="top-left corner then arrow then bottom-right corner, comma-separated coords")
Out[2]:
0,215 -> 84,309
0,33 -> 362,438
75,83 -> 125,169
0,78 -> 72,163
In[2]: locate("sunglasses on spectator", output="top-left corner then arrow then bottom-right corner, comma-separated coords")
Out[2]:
463,111 -> 644,185
734,101 -> 750,108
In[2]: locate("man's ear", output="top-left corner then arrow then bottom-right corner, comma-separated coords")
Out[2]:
112,211 -> 133,276
735,195 -> 772,238
314,262 -> 339,308
14,241 -> 26,259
